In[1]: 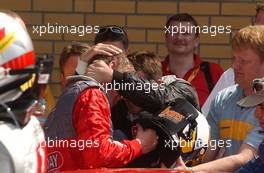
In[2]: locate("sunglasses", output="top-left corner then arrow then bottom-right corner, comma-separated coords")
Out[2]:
98,26 -> 124,35
252,79 -> 264,93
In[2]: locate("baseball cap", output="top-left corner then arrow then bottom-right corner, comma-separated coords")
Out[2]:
237,77 -> 264,107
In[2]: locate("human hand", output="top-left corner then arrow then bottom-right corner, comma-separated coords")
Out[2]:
135,123 -> 159,154
160,156 -> 187,169
81,43 -> 123,62
174,156 -> 188,169
86,60 -> 113,83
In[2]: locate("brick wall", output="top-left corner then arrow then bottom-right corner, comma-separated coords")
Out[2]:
1,0 -> 258,97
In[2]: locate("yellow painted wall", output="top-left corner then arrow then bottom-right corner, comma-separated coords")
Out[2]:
1,0 -> 259,97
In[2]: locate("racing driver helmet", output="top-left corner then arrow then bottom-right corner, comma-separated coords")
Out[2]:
0,11 -> 46,173
132,98 -> 210,168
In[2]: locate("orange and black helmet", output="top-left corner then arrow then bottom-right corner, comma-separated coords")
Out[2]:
132,98 -> 210,168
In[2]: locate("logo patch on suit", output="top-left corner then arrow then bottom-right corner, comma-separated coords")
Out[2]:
47,151 -> 64,172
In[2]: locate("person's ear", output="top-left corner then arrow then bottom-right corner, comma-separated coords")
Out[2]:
194,36 -> 200,49
164,33 -> 171,48
109,60 -> 117,69
164,33 -> 169,40
60,72 -> 66,88
60,72 -> 64,82
125,48 -> 130,55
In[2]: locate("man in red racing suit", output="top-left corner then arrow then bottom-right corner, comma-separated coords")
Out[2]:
44,53 -> 158,172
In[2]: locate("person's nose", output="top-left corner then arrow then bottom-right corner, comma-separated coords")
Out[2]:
174,33 -> 184,40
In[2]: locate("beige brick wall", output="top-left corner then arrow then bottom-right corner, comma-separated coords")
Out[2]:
2,0 -> 258,97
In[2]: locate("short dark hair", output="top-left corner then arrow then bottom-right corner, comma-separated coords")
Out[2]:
127,51 -> 162,81
94,25 -> 129,51
166,13 -> 199,37
59,42 -> 90,73
256,3 -> 264,13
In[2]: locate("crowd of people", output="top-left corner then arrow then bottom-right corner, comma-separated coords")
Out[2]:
1,3 -> 264,173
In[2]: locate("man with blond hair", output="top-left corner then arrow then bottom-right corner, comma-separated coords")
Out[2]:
181,25 -> 264,172
202,2 -> 264,116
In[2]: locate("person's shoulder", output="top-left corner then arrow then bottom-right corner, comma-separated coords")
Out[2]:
162,75 -> 195,93
65,77 -> 105,96
220,84 -> 238,92
161,56 -> 169,66
216,84 -> 241,102
207,61 -> 224,72
207,61 -> 222,67
201,61 -> 224,83
162,75 -> 190,85
74,87 -> 107,107
209,85 -> 241,113
79,87 -> 105,98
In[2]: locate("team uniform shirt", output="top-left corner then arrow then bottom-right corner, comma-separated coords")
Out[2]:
72,88 -> 142,168
207,85 -> 264,156
161,54 -> 223,106
202,68 -> 235,116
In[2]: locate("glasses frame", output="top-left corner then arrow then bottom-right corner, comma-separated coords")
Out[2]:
252,79 -> 264,93
98,26 -> 125,35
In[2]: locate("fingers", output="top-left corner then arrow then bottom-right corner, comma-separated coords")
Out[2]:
135,125 -> 159,154
135,123 -> 143,132
92,43 -> 123,56
91,49 -> 113,57
176,156 -> 186,167
101,43 -> 123,53
105,44 -> 123,54
160,162 -> 168,168
80,43 -> 123,62
86,60 -> 108,73
86,59 -> 113,83
92,60 -> 109,67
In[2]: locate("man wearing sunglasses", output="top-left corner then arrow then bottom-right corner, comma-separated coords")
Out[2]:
86,51 -> 207,168
80,25 -> 206,167
77,25 -> 200,134
234,77 -> 264,173
74,25 -> 140,142
76,25 -> 128,76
